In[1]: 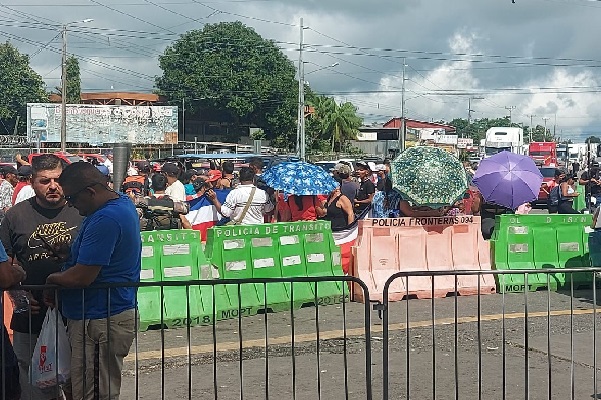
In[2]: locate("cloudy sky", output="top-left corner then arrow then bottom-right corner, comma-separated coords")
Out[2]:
3,0 -> 601,141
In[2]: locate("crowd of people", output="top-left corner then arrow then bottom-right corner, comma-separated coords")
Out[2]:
0,150 -> 600,398
0,154 -> 139,399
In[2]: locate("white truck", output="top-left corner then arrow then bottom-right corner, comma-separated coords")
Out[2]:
483,127 -> 525,158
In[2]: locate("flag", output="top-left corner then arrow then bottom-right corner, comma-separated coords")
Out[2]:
186,189 -> 230,241
331,207 -> 370,275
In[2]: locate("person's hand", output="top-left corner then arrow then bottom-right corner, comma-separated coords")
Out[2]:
15,154 -> 22,161
28,297 -> 41,315
45,242 -> 71,263
11,263 -> 26,283
206,189 -> 216,202
43,288 -> 56,308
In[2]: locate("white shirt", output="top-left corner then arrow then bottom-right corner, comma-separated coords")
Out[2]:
14,185 -> 35,205
221,184 -> 274,225
103,158 -> 113,174
165,179 -> 186,202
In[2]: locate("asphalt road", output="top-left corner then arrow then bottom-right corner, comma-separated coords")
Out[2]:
119,287 -> 601,399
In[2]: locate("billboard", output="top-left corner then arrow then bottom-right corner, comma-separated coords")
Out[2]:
27,103 -> 179,145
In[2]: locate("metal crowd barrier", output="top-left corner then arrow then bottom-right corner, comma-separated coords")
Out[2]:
0,276 -> 372,400
381,268 -> 601,400
0,270 -> 600,399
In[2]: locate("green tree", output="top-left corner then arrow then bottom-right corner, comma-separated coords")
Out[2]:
324,101 -> 362,152
66,56 -> 81,103
0,41 -> 46,134
586,136 -> 601,144
54,56 -> 81,103
156,22 -> 297,148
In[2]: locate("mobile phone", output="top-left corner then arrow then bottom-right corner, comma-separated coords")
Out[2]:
37,234 -> 60,258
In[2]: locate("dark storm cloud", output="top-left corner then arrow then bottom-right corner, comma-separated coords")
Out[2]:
3,0 -> 601,137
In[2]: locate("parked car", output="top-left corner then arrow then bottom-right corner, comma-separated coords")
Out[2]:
28,152 -> 84,165
536,167 -> 557,204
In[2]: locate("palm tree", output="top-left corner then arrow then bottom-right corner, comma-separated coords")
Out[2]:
324,101 -> 362,152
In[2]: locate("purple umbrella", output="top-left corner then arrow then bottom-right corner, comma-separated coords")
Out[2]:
472,151 -> 543,210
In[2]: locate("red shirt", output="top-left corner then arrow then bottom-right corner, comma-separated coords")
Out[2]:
279,195 -> 320,221
12,181 -> 27,205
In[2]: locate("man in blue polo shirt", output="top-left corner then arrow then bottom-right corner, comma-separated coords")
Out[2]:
46,162 -> 140,400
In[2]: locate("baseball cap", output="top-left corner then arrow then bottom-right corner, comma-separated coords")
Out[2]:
338,164 -> 352,175
161,162 -> 180,175
355,161 -> 371,171
207,170 -> 222,182
96,164 -> 110,176
1,165 -> 17,175
330,163 -> 345,172
374,164 -> 387,172
367,162 -> 377,172
17,165 -> 32,177
183,169 -> 198,182
136,160 -> 151,173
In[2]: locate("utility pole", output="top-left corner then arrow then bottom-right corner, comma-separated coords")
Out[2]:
505,106 -> 516,124
527,114 -> 536,142
296,18 -> 305,160
553,113 -> 557,140
399,58 -> 406,153
542,117 -> 550,141
60,24 -> 67,152
467,96 -> 484,137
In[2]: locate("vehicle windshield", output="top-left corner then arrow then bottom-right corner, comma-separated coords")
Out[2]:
539,168 -> 557,178
529,151 -> 552,157
485,147 -> 511,156
316,162 -> 336,172
557,151 -> 568,158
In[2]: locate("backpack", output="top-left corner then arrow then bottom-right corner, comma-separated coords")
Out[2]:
122,175 -> 148,196
548,185 -> 560,206
136,195 -> 189,231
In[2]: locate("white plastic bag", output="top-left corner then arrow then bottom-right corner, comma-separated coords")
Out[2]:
31,308 -> 71,389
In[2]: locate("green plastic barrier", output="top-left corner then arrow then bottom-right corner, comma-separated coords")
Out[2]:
153,230 -> 205,328
492,214 -> 593,293
138,233 -> 162,331
574,183 -> 586,212
205,221 -> 346,311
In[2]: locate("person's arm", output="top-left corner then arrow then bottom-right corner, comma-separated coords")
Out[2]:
46,264 -> 101,288
207,189 -> 234,218
592,207 -> 600,228
579,173 -> 589,186
179,214 -> 192,229
338,195 -> 355,225
399,201 -> 446,217
278,197 -> 292,222
0,239 -> 25,288
46,215 -> 118,288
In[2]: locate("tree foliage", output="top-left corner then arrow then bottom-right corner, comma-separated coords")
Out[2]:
586,136 -> 601,144
0,42 -> 46,134
305,92 -> 362,153
54,56 -> 81,104
156,22 -> 297,147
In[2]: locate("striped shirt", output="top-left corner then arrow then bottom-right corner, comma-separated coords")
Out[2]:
221,184 -> 274,225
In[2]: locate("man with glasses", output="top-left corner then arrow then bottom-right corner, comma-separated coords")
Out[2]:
46,162 -> 140,400
0,154 -> 82,399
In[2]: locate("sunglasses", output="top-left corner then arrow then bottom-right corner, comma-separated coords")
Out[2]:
64,183 -> 100,203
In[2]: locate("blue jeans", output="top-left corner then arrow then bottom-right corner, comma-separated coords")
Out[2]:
589,230 -> 601,267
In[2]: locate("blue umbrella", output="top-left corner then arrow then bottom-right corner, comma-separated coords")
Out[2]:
261,161 -> 338,195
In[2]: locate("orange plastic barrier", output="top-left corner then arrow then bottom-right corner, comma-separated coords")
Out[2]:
3,292 -> 12,341
351,216 -> 496,302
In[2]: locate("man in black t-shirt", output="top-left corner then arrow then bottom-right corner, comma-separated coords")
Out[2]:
354,161 -> 376,215
579,163 -> 601,209
0,154 -> 83,399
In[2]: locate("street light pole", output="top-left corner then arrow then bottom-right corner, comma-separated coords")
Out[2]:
542,117 -> 550,141
60,18 -> 93,152
60,24 -> 67,152
296,18 -> 304,160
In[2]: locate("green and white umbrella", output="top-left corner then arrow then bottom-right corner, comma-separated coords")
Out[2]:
390,146 -> 468,207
